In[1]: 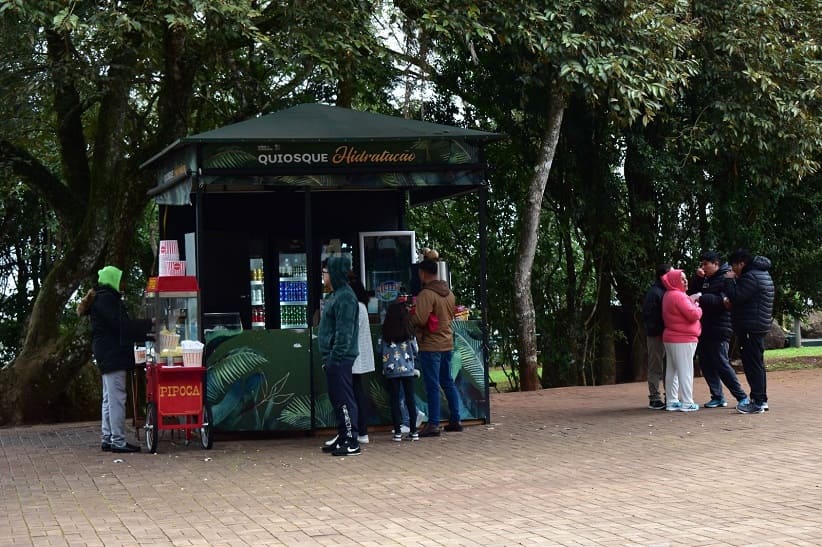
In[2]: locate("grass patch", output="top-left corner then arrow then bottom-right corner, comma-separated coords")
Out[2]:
489,367 -> 517,389
765,346 -> 822,360
764,345 -> 822,371
489,346 -> 822,391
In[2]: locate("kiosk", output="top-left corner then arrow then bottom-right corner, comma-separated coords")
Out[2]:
141,104 -> 502,432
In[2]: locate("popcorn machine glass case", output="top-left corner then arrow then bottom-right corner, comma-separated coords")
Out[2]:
144,276 -> 200,362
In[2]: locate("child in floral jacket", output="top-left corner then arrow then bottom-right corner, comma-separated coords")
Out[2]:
378,302 -> 420,441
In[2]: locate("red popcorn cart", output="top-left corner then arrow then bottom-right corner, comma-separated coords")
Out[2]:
142,275 -> 213,453
143,362 -> 212,453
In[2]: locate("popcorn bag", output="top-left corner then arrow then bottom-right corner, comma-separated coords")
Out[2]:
158,239 -> 179,261
133,346 -> 147,364
159,259 -> 186,276
181,340 -> 205,367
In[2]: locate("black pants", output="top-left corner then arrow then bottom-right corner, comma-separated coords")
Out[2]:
387,376 -> 417,434
697,338 -> 746,401
738,331 -> 767,405
352,373 -> 370,436
325,359 -> 358,441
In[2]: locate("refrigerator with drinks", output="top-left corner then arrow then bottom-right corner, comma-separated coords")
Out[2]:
278,252 -> 307,328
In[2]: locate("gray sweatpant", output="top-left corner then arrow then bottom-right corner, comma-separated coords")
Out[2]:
101,370 -> 128,448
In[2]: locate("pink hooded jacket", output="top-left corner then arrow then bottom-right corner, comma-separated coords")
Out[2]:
661,269 -> 702,343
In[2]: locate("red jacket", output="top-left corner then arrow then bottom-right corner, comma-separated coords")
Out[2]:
661,269 -> 702,343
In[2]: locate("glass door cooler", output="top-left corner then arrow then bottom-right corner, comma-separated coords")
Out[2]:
278,252 -> 307,328
249,256 -> 266,330
359,231 -> 416,321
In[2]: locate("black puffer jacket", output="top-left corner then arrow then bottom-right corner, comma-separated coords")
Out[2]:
90,285 -> 152,374
641,280 -> 666,337
688,262 -> 733,340
724,256 -> 775,335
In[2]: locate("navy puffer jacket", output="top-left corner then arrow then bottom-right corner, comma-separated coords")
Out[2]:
641,280 -> 666,337
688,262 -> 733,340
724,256 -> 775,335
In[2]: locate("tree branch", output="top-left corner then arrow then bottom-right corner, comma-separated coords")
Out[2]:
45,29 -> 91,206
0,139 -> 79,228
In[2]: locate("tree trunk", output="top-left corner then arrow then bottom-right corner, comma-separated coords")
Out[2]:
513,92 -> 565,391
595,270 -> 616,384
0,27 -> 179,426
620,127 -> 666,382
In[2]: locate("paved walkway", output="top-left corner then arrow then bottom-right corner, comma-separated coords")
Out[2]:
2,368 -> 821,546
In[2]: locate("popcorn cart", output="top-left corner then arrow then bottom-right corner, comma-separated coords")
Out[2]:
142,274 -> 213,453
143,359 -> 212,453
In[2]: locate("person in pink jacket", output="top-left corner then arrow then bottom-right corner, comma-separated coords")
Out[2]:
661,269 -> 703,411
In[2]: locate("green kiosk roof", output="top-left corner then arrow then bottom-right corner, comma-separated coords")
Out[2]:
143,103 -> 503,204
181,103 -> 500,144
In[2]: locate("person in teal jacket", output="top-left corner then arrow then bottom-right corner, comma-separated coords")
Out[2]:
318,256 -> 361,456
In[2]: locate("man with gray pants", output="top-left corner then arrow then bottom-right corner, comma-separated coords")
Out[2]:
78,265 -> 152,453
642,264 -> 671,409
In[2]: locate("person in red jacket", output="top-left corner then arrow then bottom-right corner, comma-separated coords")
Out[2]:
661,269 -> 703,411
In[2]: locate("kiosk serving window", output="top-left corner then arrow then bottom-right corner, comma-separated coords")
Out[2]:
359,231 -> 415,317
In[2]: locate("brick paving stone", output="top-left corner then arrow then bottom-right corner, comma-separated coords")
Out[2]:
3,369 -> 822,545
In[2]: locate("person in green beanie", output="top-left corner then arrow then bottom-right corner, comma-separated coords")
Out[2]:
78,266 -> 152,453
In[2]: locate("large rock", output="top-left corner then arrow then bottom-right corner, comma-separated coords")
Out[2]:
765,320 -> 787,349
801,312 -> 822,338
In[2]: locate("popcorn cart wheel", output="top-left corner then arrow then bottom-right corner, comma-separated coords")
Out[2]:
143,362 -> 213,454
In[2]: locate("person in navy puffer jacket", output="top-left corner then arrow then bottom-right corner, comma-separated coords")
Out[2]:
688,251 -> 748,409
723,249 -> 774,414
642,264 -> 671,409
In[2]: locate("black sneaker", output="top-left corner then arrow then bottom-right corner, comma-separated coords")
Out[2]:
648,400 -> 666,410
321,434 -> 340,453
419,424 -> 441,437
444,422 -> 463,432
736,400 -> 764,414
111,443 -> 141,453
101,442 -> 112,452
332,440 -> 361,456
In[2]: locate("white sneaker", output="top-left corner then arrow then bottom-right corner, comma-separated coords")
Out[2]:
357,435 -> 369,444
416,410 -> 426,429
400,425 -> 410,434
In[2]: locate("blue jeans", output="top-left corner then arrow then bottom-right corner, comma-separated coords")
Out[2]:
697,338 -> 747,401
419,350 -> 460,427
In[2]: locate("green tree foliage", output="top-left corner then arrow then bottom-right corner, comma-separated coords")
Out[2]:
1,0 -> 819,424
0,0 -> 392,424
403,0 -> 820,387
622,0 -> 822,344
402,0 -> 700,388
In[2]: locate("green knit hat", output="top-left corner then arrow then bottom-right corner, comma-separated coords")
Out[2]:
97,265 -> 123,291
